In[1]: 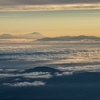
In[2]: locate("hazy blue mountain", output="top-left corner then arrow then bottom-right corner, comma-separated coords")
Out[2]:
0,32 -> 44,39
19,32 -> 44,39
0,34 -> 16,39
38,35 -> 100,41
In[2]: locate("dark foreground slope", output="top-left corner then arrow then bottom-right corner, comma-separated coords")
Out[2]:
0,67 -> 100,100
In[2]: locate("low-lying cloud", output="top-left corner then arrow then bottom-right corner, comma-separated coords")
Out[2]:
55,72 -> 73,76
24,72 -> 52,79
58,65 -> 100,72
0,72 -> 52,79
3,81 -> 45,87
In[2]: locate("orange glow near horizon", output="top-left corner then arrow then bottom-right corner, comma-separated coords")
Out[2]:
0,9 -> 100,37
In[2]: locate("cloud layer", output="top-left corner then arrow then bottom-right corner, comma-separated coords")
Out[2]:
0,0 -> 100,11
0,3 -> 100,11
3,81 -> 45,87
0,72 -> 52,79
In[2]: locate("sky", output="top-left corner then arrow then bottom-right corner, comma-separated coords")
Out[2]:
0,0 -> 100,37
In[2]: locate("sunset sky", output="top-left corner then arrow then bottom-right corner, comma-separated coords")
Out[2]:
0,0 -> 100,37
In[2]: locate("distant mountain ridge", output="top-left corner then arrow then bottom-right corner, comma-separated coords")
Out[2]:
0,32 -> 44,39
0,34 -> 16,39
19,32 -> 44,39
38,35 -> 100,41
0,33 -> 100,41
22,66 -> 62,74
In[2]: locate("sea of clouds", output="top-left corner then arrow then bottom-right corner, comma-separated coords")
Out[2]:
0,42 -> 100,87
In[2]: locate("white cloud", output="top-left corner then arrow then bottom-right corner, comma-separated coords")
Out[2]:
23,72 -> 52,79
3,81 -> 45,87
4,69 -> 18,72
58,65 -> 100,72
24,72 -> 52,79
55,72 -> 73,76
0,73 -> 14,78
0,72 -> 52,79
0,69 -> 3,71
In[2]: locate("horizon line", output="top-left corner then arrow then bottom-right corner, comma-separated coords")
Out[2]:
0,33 -> 100,38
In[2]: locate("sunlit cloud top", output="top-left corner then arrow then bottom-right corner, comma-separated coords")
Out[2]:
0,0 -> 100,11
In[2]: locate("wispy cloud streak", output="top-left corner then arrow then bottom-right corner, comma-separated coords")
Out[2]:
0,3 -> 100,11
3,81 -> 45,87
0,72 -> 52,79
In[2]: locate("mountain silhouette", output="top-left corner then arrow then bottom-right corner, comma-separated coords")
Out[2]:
19,32 -> 44,39
0,32 -> 44,39
38,35 -> 100,41
0,34 -> 16,39
22,66 -> 62,74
